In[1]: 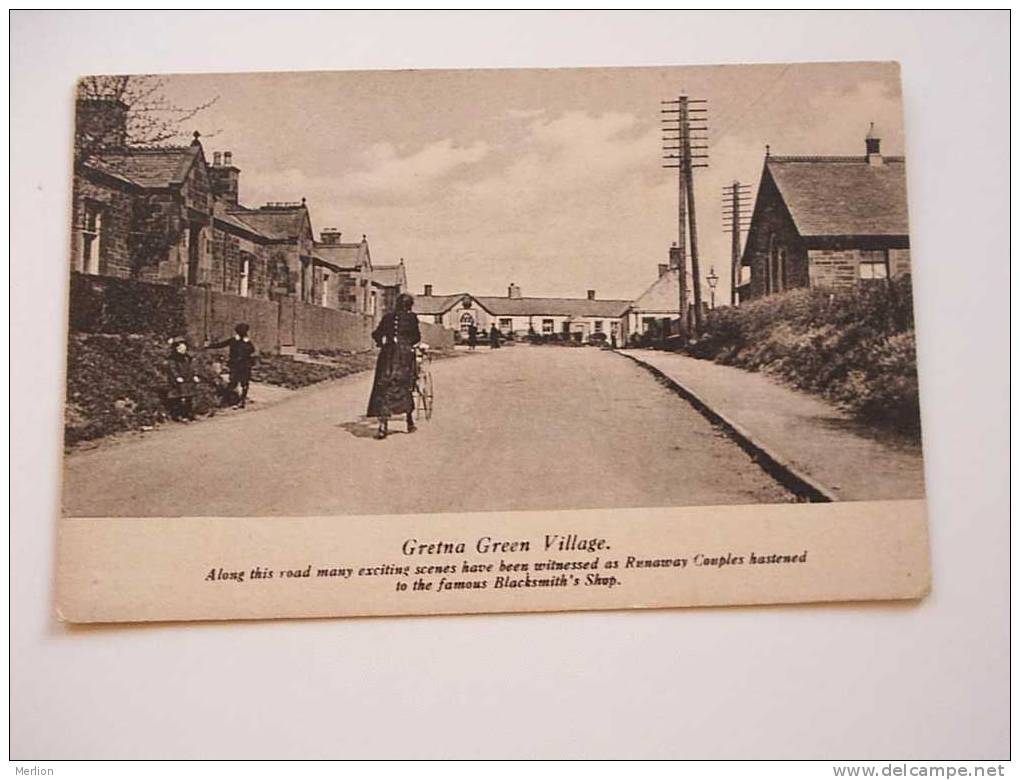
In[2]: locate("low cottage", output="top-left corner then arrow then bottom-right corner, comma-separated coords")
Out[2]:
738,125 -> 911,302
416,284 -> 630,344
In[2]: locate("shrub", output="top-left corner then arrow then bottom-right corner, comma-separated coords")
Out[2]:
65,333 -> 220,445
69,272 -> 187,338
691,277 -> 920,436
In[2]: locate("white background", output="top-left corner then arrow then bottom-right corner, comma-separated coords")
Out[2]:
9,11 -> 1010,759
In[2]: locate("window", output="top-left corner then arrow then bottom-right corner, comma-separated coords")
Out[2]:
541,319 -> 554,335
499,318 -> 513,333
434,315 -> 443,325
610,321 -> 619,335
82,202 -> 103,275
859,250 -> 889,280
239,255 -> 251,298
593,320 -> 604,333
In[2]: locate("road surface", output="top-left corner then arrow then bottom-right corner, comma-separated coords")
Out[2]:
63,346 -> 792,517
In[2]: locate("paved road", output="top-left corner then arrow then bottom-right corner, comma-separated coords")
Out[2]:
63,346 -> 791,517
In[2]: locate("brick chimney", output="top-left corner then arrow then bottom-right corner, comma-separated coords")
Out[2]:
320,228 -> 343,245
75,98 -> 128,150
508,283 -> 522,299
210,150 -> 240,205
669,242 -> 683,270
587,289 -> 596,301
866,122 -> 883,166
423,284 -> 433,297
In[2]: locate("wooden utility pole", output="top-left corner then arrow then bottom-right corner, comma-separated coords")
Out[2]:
722,181 -> 751,306
662,95 -> 708,336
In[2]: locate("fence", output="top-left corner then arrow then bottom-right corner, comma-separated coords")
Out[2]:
69,273 -> 458,354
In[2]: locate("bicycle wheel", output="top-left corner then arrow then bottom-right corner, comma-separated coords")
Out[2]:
418,371 -> 434,421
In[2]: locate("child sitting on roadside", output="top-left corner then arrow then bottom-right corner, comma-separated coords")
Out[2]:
166,337 -> 201,421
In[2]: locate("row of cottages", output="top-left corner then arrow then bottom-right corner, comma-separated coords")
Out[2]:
69,98 -> 405,317
415,283 -> 631,344
737,126 -> 911,301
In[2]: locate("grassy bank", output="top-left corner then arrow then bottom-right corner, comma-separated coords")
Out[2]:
65,335 -> 381,445
688,276 -> 920,437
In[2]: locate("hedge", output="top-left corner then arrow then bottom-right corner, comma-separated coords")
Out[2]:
69,272 -> 187,338
688,276 -> 921,436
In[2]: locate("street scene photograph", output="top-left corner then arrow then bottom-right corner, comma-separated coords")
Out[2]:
62,62 -> 926,518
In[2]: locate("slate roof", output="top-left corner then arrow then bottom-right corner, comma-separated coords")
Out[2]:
230,206 -> 308,241
766,156 -> 909,237
476,296 -> 632,318
414,294 -> 471,316
629,268 -> 686,313
415,293 -> 631,318
84,146 -> 200,188
372,264 -> 406,288
314,241 -> 370,270
212,202 -> 265,239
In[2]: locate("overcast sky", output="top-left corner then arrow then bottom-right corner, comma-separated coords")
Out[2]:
154,62 -> 905,302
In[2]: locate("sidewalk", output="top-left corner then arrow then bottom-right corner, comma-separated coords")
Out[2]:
621,349 -> 926,502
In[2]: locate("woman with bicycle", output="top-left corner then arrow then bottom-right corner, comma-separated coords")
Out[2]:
367,292 -> 421,439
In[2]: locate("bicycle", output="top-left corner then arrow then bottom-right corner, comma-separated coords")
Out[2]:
413,343 -> 434,421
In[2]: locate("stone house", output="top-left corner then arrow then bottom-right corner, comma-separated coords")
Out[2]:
313,230 -> 377,317
70,98 -> 405,317
737,126 -> 911,302
371,260 -> 408,315
226,200 -> 317,303
72,131 -> 219,285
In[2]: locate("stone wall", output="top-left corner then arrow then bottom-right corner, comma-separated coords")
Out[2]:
807,249 -> 862,290
282,299 -> 375,353
184,286 -> 282,351
68,273 -> 416,355
808,247 -> 912,290
889,248 -> 912,277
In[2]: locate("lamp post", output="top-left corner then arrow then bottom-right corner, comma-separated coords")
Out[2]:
706,266 -> 719,310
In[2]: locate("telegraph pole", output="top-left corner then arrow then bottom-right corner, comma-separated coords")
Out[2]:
662,95 -> 708,335
722,180 -> 751,306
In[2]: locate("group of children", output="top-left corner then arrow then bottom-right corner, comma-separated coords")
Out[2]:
165,323 -> 257,422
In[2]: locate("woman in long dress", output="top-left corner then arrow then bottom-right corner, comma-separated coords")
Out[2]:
367,293 -> 421,439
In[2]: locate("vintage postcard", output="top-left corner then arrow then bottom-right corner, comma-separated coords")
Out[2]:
57,62 -> 929,623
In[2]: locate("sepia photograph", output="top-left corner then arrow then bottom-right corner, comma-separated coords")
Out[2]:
13,9 -> 1009,763
62,62 -> 924,520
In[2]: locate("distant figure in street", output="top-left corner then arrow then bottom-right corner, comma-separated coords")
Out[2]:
610,333 -> 617,349
489,324 -> 501,349
367,293 -> 421,439
205,322 -> 257,408
467,323 -> 478,351
166,338 -> 200,421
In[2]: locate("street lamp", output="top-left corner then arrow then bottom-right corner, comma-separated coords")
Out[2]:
706,266 -> 719,309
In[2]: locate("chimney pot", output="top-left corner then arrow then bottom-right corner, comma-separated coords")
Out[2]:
223,151 -> 232,166
213,152 -> 222,166
424,284 -> 433,297
866,123 -> 882,165
587,289 -> 596,301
